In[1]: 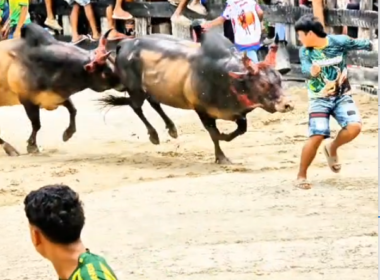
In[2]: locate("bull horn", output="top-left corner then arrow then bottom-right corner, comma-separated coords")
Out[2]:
274,33 -> 279,45
98,29 -> 113,49
229,71 -> 248,79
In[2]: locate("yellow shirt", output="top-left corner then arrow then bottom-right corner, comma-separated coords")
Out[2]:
9,0 -> 31,27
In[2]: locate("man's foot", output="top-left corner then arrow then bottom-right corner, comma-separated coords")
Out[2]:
44,18 -> 63,31
263,37 -> 274,45
294,177 -> 312,189
88,33 -> 101,41
108,29 -> 128,41
71,35 -> 89,45
187,1 -> 207,15
323,141 -> 341,173
112,9 -> 133,20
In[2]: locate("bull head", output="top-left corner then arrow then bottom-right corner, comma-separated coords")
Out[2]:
84,29 -> 113,72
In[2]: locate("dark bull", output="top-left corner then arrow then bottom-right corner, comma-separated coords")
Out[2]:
99,29 -> 294,164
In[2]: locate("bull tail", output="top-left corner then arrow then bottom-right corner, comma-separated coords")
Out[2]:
98,94 -> 131,108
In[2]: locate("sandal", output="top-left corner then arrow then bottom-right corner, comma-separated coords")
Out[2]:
71,35 -> 89,45
294,178 -> 312,190
323,141 -> 341,173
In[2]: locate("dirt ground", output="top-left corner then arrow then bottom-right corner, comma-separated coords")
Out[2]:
0,85 -> 378,279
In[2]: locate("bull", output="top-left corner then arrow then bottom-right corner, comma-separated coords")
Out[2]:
0,23 -> 122,156
99,29 -> 294,164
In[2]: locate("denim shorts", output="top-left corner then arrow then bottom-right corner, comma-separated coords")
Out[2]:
64,0 -> 90,6
308,95 -> 361,138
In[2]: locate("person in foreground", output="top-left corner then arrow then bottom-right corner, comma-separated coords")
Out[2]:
294,15 -> 372,189
24,184 -> 118,280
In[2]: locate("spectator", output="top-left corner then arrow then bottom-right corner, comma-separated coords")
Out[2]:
0,0 -> 9,24
201,0 -> 264,62
44,0 -> 63,30
8,0 -> 32,39
112,0 -> 133,20
106,4 -> 128,39
24,184 -> 119,280
64,0 -> 100,44
170,0 -> 207,20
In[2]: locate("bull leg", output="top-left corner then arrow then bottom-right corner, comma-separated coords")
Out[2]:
0,138 -> 20,156
62,98 -> 77,142
218,117 -> 247,142
128,92 -> 160,145
147,98 -> 178,139
22,101 -> 42,154
196,111 -> 232,164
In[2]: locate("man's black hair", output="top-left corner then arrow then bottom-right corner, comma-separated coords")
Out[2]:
24,184 -> 85,244
294,14 -> 327,38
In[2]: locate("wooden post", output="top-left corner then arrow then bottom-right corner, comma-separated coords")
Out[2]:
135,0 -> 152,36
358,0 -> 373,39
324,0 -> 337,34
282,0 -> 297,45
62,16 -> 72,36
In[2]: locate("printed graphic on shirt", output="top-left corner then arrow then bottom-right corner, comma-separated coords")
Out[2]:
300,35 -> 372,98
222,0 -> 261,49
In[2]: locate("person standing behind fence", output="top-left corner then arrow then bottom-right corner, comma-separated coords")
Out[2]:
200,0 -> 264,63
294,15 -> 373,189
24,184 -> 119,280
44,0 -> 63,31
8,0 -> 31,39
65,0 -> 100,44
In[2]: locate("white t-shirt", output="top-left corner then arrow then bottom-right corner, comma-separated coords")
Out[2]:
222,0 -> 262,50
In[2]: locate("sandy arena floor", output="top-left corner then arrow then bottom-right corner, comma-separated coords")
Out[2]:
0,85 -> 378,279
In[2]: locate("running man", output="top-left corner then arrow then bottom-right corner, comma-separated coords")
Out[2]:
201,0 -> 264,62
24,184 -> 118,280
294,15 -> 373,189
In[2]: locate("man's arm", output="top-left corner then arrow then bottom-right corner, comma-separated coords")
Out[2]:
201,4 -> 229,29
14,0 -> 29,37
255,3 -> 263,21
335,34 -> 373,52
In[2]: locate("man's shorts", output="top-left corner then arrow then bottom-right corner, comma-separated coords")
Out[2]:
64,0 -> 90,6
308,94 -> 361,138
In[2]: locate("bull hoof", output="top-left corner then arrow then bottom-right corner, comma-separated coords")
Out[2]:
2,142 -> 20,157
27,144 -> 41,154
168,126 -> 178,139
63,128 -> 76,142
148,130 -> 160,145
215,156 -> 232,165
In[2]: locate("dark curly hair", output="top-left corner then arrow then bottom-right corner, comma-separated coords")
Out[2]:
294,14 -> 327,38
24,184 -> 85,244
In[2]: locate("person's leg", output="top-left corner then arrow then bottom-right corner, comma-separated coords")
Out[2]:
187,0 -> 207,15
70,3 -> 87,44
324,94 -> 362,172
44,0 -> 63,30
81,0 -> 100,40
296,98 -> 332,189
112,0 -> 133,20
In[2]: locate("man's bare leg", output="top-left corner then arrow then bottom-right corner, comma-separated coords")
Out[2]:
296,135 -> 325,189
44,0 -> 63,30
84,4 -> 100,40
106,5 -> 126,39
112,0 -> 133,20
70,4 -> 86,44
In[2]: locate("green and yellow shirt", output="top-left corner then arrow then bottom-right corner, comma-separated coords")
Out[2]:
9,0 -> 31,27
61,251 -> 118,280
0,0 -> 6,19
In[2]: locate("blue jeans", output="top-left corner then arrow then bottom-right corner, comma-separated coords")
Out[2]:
1,2 -> 9,23
308,95 -> 361,138
8,24 -> 28,39
242,49 -> 258,63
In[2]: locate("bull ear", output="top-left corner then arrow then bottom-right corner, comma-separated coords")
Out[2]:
264,46 -> 277,67
84,62 -> 97,73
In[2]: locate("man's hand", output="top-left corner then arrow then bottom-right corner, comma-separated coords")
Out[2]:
14,29 -> 21,39
310,64 -> 321,77
170,10 -> 180,22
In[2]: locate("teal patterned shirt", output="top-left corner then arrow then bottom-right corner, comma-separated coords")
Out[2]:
299,35 -> 372,98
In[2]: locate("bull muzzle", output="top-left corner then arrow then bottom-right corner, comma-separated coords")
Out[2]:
274,95 -> 294,113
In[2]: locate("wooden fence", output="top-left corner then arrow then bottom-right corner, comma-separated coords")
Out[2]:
27,0 -> 378,86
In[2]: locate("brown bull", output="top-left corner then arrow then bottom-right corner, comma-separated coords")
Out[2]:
0,23 -> 122,156
100,31 -> 294,164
